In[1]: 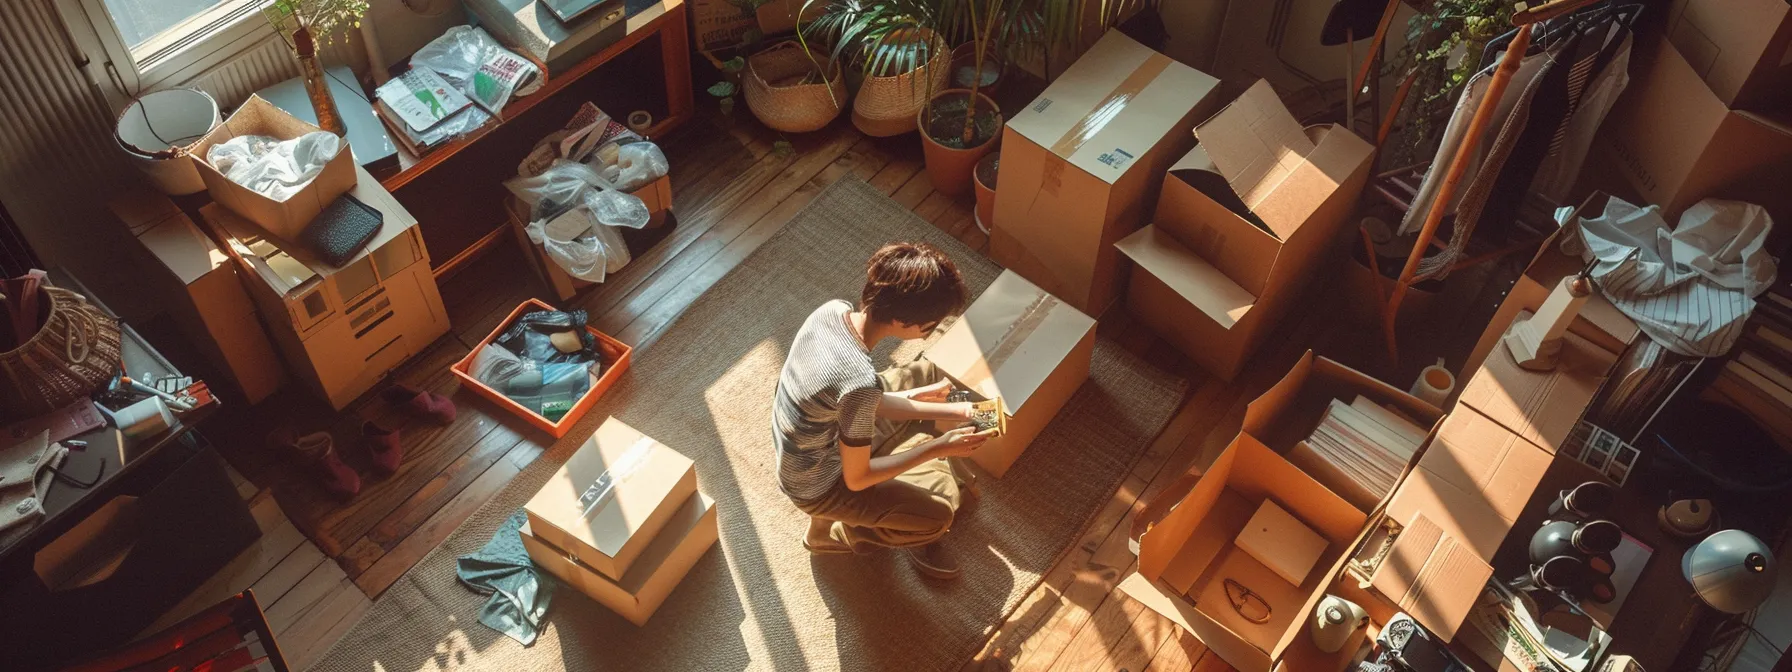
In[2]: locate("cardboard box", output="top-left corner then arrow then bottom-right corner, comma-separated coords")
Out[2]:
1599,42 -> 1792,221
1665,0 -> 1792,107
451,298 -> 634,436
1384,406 -> 1553,564
922,270 -> 1096,478
1367,510 -> 1491,642
505,174 -> 670,301
1120,433 -> 1368,672
689,0 -> 816,51
1116,81 -> 1374,381
1457,329 -> 1615,455
1241,351 -> 1444,513
989,31 -> 1221,314
463,0 -> 631,77
521,490 -> 718,626
200,165 -> 450,410
114,191 -> 286,405
191,95 -> 356,241
523,418 -> 698,579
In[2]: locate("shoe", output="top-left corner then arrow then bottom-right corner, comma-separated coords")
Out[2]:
269,428 -> 359,499
802,519 -> 853,555
382,384 -> 456,425
907,543 -> 962,580
360,422 -> 403,478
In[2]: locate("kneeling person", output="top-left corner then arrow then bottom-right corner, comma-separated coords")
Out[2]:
772,242 -> 992,580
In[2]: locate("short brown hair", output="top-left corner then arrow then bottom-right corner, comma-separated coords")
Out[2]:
861,242 -> 967,327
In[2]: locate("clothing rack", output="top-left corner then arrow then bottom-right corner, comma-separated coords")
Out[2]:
1379,0 -> 1613,361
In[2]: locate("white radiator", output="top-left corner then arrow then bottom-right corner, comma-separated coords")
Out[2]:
188,32 -> 366,109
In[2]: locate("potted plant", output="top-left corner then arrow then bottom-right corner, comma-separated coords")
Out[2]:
263,0 -> 370,137
801,0 -> 952,137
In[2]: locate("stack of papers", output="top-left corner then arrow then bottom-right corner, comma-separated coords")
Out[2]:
1297,396 -> 1426,500
375,68 -> 491,156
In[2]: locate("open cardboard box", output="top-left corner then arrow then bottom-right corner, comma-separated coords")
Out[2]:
451,299 -> 633,437
989,31 -> 1222,314
1115,80 -> 1374,381
1121,433 -> 1371,672
1665,0 -> 1792,108
923,270 -> 1095,478
1243,351 -> 1445,513
190,95 -> 357,241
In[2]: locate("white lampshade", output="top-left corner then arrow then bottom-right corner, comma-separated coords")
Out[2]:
1683,529 -> 1776,614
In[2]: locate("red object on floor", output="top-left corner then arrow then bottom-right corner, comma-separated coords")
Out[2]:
360,421 -> 403,477
381,384 -> 456,425
268,428 -> 360,499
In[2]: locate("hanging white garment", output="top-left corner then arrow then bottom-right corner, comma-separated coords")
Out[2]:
1398,52 -> 1552,236
1565,197 -> 1779,356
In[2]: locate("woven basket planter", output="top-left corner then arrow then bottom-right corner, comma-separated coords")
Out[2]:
0,285 -> 122,422
852,31 -> 950,137
744,41 -> 847,133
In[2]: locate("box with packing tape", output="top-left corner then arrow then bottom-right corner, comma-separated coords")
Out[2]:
190,95 -> 357,241
923,270 -> 1095,479
523,418 -> 698,581
1115,80 -> 1374,381
989,31 -> 1221,315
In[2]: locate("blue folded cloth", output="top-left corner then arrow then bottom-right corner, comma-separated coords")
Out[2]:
456,510 -> 556,645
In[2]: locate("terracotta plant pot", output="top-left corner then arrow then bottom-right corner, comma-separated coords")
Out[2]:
973,152 -> 998,234
918,89 -> 1002,197
950,42 -> 1005,95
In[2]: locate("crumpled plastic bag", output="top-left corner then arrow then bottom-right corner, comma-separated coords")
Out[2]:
1561,197 -> 1779,356
205,131 -> 341,201
605,142 -> 669,192
412,25 -> 541,111
506,160 -> 648,283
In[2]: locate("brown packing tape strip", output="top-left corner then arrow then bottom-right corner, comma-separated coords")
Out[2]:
957,293 -> 1060,392
1047,53 -> 1173,159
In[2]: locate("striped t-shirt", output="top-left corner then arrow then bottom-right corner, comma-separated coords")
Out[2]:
773,301 -> 881,502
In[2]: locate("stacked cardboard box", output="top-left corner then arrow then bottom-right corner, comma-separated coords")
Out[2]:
990,31 -> 1221,315
1599,0 -> 1792,224
519,417 -> 717,626
1115,80 -> 1375,381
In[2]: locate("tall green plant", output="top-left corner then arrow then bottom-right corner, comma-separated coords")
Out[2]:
263,0 -> 369,49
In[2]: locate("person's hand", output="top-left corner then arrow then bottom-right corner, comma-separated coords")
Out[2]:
931,426 -> 995,458
903,379 -> 953,403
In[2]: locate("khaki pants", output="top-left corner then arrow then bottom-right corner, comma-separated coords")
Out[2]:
794,360 -> 965,551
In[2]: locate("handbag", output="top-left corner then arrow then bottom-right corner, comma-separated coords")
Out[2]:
0,283 -> 122,422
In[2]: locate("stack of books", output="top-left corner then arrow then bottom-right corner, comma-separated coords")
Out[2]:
1292,396 -> 1427,505
374,68 -> 491,157
1706,276 -> 1792,448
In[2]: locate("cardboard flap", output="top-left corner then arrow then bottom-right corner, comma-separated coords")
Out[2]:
1242,351 -> 1444,445
1115,225 -> 1257,329
138,213 -> 229,285
1006,32 -> 1219,184
526,419 -> 695,557
1194,80 -> 1315,238
1369,512 -> 1492,641
925,271 -> 1097,410
1246,125 -> 1374,241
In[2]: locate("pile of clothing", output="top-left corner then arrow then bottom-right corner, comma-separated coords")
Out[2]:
467,309 -> 604,421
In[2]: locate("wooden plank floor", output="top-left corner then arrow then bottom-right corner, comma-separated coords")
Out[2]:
202,105 -> 1506,671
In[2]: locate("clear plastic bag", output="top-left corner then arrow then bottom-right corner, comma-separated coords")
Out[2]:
607,142 -> 669,192
506,160 -> 648,283
410,26 -> 542,111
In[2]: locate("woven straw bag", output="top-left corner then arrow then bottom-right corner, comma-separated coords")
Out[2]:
0,286 -> 122,421
852,31 -> 950,137
744,42 -> 847,133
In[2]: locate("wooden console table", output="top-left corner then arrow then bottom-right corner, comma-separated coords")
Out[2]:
382,0 -> 694,278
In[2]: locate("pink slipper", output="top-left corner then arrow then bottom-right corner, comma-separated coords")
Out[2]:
360,422 -> 403,478
268,428 -> 359,500
381,384 -> 456,425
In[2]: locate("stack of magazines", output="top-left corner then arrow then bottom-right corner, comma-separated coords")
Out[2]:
375,68 -> 492,156
1290,396 -> 1426,506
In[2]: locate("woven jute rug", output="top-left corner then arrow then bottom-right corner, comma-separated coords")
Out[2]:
313,176 -> 1187,672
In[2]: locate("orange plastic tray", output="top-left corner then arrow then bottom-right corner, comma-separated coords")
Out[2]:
451,299 -> 633,437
